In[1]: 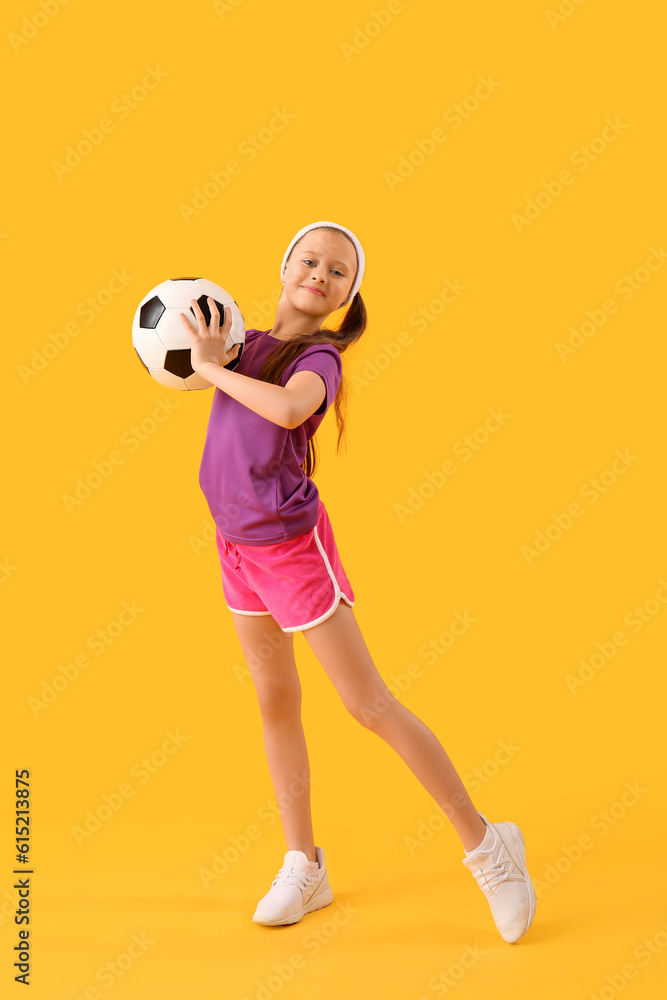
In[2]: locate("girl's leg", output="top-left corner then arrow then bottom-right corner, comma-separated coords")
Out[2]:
302,602 -> 487,852
230,611 -> 318,863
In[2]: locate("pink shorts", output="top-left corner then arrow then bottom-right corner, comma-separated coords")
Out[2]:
215,498 -> 355,633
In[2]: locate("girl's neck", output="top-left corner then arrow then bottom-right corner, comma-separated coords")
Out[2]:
269,306 -> 324,342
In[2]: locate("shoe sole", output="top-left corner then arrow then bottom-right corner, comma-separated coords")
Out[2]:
493,821 -> 537,940
252,883 -> 334,926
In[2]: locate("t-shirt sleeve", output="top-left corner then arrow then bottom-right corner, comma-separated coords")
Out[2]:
290,345 -> 343,416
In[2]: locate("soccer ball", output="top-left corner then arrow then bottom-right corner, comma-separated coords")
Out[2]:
132,277 -> 246,390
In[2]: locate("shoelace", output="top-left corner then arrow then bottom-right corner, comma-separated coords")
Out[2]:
469,856 -> 516,893
271,867 -> 312,891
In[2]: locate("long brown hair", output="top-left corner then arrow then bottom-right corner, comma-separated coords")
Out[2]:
256,231 -> 368,479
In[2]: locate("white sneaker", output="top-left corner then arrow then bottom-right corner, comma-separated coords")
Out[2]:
462,812 -> 536,943
252,845 -> 333,926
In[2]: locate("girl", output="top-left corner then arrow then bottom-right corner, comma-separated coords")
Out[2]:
179,221 -> 536,945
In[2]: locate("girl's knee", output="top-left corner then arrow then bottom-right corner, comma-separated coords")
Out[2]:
347,687 -> 399,730
254,681 -> 302,723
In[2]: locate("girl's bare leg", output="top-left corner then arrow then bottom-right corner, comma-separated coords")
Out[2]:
302,602 -> 487,852
230,611 -> 317,863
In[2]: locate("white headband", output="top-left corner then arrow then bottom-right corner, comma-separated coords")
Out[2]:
280,220 -> 365,309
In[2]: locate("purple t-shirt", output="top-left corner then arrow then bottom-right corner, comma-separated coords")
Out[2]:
198,329 -> 343,545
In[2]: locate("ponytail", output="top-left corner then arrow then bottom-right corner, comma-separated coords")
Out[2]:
256,290 -> 368,479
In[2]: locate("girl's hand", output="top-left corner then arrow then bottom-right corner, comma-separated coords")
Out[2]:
179,297 -> 241,372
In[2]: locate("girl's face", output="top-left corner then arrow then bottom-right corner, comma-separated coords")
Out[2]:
282,230 -> 357,317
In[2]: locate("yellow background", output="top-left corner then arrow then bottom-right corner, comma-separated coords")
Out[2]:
3,0 -> 666,997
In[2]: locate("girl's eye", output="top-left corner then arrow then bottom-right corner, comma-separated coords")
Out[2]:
303,259 -> 344,277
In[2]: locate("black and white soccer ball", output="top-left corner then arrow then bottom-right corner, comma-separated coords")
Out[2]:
132,277 -> 245,390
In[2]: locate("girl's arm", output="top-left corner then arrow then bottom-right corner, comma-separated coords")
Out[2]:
181,297 -> 326,428
197,361 -> 326,429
